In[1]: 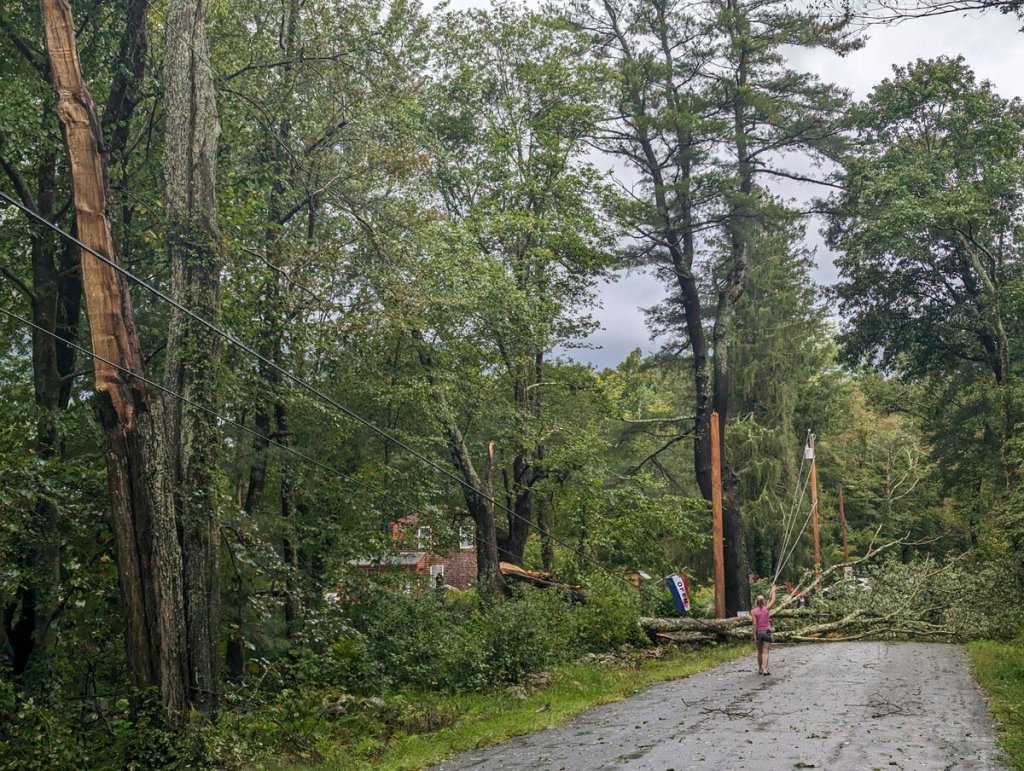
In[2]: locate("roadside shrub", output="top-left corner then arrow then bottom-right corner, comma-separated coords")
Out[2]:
481,587 -> 572,684
111,692 -> 183,770
572,576 -> 645,653
322,576 -> 647,694
346,584 -> 498,693
284,605 -> 381,694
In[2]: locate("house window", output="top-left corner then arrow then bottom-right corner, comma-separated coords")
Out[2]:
430,564 -> 445,589
459,525 -> 474,551
416,526 -> 432,549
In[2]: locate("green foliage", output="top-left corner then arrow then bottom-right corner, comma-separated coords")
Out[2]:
480,589 -> 570,685
571,575 -> 646,652
829,55 -> 1024,499
3,0 -> 1024,768
343,582 -> 644,694
819,553 -> 1024,641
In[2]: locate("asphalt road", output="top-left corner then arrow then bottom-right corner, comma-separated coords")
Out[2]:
434,642 -> 1004,770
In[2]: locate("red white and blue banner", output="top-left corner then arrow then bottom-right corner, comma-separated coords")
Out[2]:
666,572 -> 691,613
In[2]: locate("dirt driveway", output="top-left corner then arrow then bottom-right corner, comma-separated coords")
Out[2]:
434,642 -> 1003,770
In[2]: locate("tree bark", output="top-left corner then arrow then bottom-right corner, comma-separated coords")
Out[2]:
276,401 -> 301,637
413,332 -> 506,596
163,0 -> 222,712
39,0 -> 188,716
538,493 -> 555,572
714,0 -> 754,615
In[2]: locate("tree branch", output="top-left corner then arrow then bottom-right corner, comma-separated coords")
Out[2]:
1,264 -> 34,301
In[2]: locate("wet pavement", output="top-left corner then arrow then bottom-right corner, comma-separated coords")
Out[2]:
433,642 -> 1004,770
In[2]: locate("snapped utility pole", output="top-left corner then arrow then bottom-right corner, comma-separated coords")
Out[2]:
710,410 -> 726,619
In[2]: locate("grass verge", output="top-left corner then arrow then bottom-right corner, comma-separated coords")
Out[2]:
269,643 -> 748,771
966,639 -> 1024,770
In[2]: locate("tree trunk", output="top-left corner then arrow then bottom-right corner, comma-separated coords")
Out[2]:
715,5 -> 753,615
276,401 -> 301,637
499,350 -> 547,565
713,288 -> 749,615
3,0 -> 143,677
1,146 -> 77,682
101,0 -> 148,167
537,492 -> 555,572
39,0 -> 188,716
163,0 -> 222,712
413,331 -> 506,596
476,440 -> 505,596
500,450 -> 534,564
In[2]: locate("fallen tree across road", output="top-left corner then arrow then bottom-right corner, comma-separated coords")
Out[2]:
642,536 -> 1007,645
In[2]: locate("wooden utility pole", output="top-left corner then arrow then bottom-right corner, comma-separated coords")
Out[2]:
710,411 -> 726,619
809,432 -> 821,581
837,483 -> 850,563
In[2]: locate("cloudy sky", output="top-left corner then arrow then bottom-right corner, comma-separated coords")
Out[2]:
435,2 -> 1024,367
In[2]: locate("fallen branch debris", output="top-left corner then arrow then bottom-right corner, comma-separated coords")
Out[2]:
643,538 -> 973,645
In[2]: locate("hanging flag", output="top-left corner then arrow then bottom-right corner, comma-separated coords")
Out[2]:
665,572 -> 691,613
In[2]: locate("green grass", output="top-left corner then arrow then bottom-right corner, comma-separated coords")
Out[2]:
967,639 -> 1024,770
269,643 -> 748,771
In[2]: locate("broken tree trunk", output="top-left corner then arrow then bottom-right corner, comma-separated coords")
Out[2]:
40,0 -> 188,716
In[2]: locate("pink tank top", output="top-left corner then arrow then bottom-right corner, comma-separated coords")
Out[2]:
752,606 -> 771,631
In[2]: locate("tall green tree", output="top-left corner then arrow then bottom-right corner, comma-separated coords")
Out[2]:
212,0 -> 431,666
577,0 -> 853,614
419,2 -> 612,569
724,213 -> 836,578
828,56 -> 1024,493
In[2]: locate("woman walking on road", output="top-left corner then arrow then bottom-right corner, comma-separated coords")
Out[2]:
752,585 -> 777,675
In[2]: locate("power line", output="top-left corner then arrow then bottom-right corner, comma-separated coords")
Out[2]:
0,301 -> 546,575
0,188 -> 461,493
0,299 -> 657,599
0,192 -> 650,595
775,469 -> 818,583
772,430 -> 813,582
0,303 -> 411,515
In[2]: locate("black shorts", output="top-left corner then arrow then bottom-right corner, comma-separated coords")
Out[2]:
756,630 -> 773,644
